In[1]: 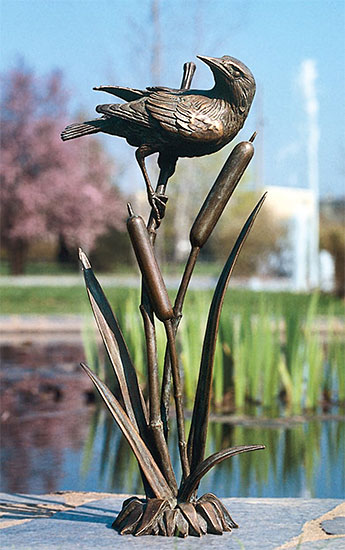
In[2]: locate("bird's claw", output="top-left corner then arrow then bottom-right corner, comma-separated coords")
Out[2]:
149,192 -> 168,225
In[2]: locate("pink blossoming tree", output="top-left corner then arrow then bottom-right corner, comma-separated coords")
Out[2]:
1,65 -> 124,274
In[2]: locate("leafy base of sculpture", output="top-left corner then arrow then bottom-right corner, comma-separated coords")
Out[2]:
113,494 -> 238,537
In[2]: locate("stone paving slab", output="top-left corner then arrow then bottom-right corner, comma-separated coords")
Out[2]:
0,494 -> 344,549
322,517 -> 345,535
299,542 -> 344,549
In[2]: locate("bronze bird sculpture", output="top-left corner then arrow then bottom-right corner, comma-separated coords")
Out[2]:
61,55 -> 255,220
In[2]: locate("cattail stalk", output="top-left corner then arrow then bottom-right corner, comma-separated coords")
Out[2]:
161,136 -> 256,440
140,304 -> 178,494
127,204 -> 173,322
127,205 -> 188,483
175,135 -> 256,320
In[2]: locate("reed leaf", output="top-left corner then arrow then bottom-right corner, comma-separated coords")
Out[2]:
278,354 -> 293,405
122,293 -> 146,379
213,339 -> 224,407
179,444 -> 265,502
80,362 -> 174,500
188,193 -> 267,471
332,340 -> 345,402
233,327 -> 247,410
305,335 -> 324,409
79,249 -> 148,433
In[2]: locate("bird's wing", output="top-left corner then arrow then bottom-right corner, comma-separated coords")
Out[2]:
95,98 -> 150,127
146,86 -> 180,92
93,86 -> 146,102
147,91 -> 225,142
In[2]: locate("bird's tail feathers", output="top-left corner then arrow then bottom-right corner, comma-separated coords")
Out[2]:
61,120 -> 101,141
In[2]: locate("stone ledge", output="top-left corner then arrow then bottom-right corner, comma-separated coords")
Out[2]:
0,492 -> 344,549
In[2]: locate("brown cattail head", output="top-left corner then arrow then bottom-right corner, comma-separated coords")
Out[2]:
190,139 -> 255,249
127,206 -> 173,321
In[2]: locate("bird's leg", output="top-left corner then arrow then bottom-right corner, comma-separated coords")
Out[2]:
145,155 -> 178,231
135,147 -> 167,224
156,155 -> 177,196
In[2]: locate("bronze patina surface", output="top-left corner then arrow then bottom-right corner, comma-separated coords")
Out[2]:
63,55 -> 265,537
62,55 -> 255,221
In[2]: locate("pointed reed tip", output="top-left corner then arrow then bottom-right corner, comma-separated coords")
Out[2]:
80,361 -> 90,372
257,192 -> 268,208
249,131 -> 257,142
78,248 -> 91,269
127,202 -> 134,217
253,194 -> 266,214
80,362 -> 93,378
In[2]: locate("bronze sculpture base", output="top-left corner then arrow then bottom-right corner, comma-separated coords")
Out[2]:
112,493 -> 238,537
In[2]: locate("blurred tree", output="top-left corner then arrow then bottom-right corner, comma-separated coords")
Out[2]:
0,65 -> 124,274
208,189 -> 285,276
90,227 -> 134,272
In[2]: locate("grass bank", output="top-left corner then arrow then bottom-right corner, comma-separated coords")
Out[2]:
0,284 -> 344,316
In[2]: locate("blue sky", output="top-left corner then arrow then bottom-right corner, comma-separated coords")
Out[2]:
1,0 -> 344,198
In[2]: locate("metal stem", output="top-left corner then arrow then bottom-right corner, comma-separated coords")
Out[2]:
160,245 -> 200,439
173,246 -> 200,321
164,319 -> 190,480
140,304 -> 178,494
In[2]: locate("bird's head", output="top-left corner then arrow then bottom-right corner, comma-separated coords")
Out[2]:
197,55 -> 256,115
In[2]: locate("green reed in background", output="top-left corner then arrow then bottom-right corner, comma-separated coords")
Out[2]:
81,288 -> 344,496
329,339 -> 345,403
83,289 -> 344,413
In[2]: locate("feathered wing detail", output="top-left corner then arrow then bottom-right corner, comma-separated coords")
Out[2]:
95,99 -> 151,128
61,117 -> 108,141
147,91 -> 225,142
146,86 -> 180,92
93,85 -> 146,102
146,91 -> 178,134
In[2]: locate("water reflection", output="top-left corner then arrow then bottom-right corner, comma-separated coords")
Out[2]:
82,411 -> 345,499
0,410 -> 92,494
0,339 -> 93,494
1,340 -> 343,497
1,404 -> 343,497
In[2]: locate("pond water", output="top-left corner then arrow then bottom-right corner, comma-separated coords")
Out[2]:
1,407 -> 344,498
1,340 -> 344,498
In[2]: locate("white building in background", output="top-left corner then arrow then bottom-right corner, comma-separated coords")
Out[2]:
249,58 -> 324,293
259,186 -> 334,292
319,249 -> 335,293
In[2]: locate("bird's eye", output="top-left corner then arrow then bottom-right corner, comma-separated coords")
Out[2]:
239,97 -> 246,113
231,67 -> 242,78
